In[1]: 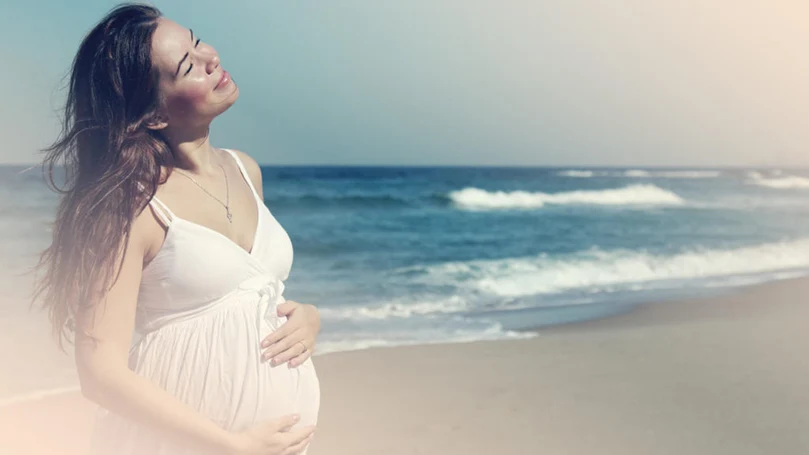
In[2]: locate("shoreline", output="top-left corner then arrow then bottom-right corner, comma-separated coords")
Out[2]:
3,276 -> 809,454
3,275 -> 796,409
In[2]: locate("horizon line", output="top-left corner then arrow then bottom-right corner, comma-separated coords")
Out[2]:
3,163 -> 809,171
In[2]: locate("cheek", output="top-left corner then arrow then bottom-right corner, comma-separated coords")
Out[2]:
166,83 -> 212,114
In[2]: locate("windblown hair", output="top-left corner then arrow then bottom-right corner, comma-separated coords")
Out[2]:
30,3 -> 177,351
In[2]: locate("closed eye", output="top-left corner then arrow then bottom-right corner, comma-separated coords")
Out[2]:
183,36 -> 202,76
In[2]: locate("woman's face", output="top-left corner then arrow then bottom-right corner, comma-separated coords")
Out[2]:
149,18 -> 238,130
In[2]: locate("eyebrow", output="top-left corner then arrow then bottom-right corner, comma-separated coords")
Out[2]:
174,29 -> 194,77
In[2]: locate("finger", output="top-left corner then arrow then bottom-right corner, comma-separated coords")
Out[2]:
283,425 -> 316,448
276,301 -> 298,317
271,337 -> 308,366
284,431 -> 315,455
287,344 -> 314,368
271,414 -> 301,432
261,328 -> 302,364
261,321 -> 295,348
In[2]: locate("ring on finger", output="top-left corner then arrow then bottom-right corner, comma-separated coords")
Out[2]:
297,340 -> 308,354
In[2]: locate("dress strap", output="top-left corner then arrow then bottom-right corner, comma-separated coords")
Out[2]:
137,181 -> 175,227
149,196 -> 176,226
222,148 -> 262,204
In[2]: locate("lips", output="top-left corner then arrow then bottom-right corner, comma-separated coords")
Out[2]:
215,70 -> 230,90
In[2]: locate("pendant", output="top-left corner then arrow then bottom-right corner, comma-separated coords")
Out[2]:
226,210 -> 233,223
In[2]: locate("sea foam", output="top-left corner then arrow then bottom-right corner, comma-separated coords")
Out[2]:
448,184 -> 684,210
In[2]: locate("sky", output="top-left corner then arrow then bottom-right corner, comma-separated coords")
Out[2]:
1,0 -> 807,167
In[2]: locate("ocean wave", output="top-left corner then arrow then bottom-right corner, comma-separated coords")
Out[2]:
747,172 -> 809,189
315,323 -> 536,354
556,169 -> 721,179
409,239 -> 809,298
319,295 -> 472,320
448,184 -> 684,210
623,170 -> 652,178
557,170 -> 596,178
624,170 -> 721,178
317,239 -> 809,322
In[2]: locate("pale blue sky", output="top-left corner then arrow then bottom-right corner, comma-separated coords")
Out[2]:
2,1 -> 807,166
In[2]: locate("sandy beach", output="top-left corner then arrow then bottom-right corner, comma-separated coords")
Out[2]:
3,277 -> 809,454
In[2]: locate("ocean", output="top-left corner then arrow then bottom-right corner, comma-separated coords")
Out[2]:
2,164 -> 809,404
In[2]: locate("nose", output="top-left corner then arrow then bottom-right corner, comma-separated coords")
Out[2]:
206,55 -> 220,74
206,53 -> 221,75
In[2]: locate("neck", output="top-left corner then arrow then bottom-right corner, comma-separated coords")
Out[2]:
161,125 -> 221,176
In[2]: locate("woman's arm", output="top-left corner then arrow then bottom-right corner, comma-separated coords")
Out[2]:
75,207 -> 268,454
75,208 -> 242,453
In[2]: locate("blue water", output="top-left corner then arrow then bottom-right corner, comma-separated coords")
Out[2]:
3,165 -> 809,400
264,167 -> 809,352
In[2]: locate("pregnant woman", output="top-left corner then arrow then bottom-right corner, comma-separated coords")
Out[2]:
31,3 -> 320,454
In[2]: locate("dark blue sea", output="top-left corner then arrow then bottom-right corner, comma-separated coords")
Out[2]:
3,165 -> 809,402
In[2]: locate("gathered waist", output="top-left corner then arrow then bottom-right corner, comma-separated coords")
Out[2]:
134,274 -> 287,335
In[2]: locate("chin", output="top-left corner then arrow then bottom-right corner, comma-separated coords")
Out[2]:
229,85 -> 240,104
212,87 -> 240,117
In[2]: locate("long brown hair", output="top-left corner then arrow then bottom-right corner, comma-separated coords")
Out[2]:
29,3 -> 177,351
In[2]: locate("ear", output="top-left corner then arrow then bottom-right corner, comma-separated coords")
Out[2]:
145,114 -> 168,131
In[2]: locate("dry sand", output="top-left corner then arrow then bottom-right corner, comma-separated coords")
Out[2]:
3,277 -> 809,454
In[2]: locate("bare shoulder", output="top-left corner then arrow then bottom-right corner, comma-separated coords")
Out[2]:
134,199 -> 165,263
226,148 -> 264,198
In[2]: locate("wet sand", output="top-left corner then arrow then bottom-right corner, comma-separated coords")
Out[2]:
3,277 -> 809,454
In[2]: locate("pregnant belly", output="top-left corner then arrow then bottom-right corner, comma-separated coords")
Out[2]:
130,299 -> 321,431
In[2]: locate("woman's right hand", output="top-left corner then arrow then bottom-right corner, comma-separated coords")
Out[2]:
228,414 -> 316,455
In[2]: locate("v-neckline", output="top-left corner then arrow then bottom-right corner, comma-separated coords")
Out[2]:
143,148 -> 264,267
142,204 -> 262,275
176,202 -> 262,258
170,147 -> 262,258
178,205 -> 261,257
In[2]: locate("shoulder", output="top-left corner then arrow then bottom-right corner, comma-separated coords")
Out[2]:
135,195 -> 168,263
225,148 -> 263,198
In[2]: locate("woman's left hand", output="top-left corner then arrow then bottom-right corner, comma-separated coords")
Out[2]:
260,300 -> 320,368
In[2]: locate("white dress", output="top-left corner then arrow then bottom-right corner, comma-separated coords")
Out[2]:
89,149 -> 321,454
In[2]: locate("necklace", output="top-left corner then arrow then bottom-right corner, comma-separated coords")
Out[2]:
173,162 -> 233,223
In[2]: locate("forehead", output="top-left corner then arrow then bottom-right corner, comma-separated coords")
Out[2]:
151,18 -> 191,75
